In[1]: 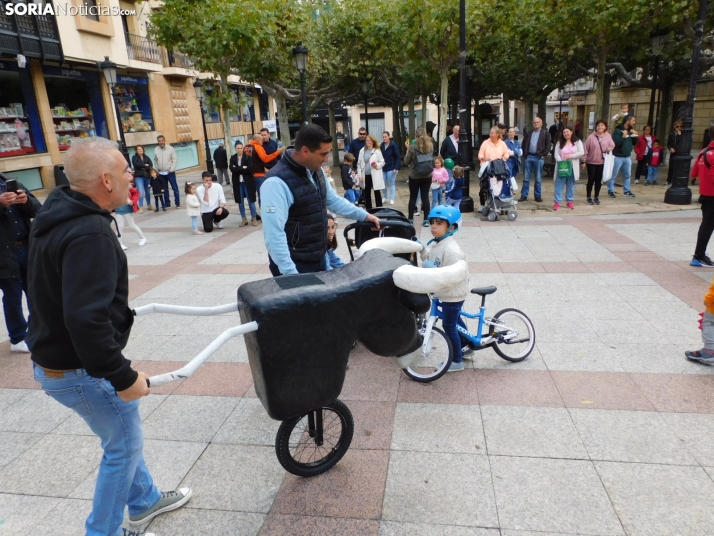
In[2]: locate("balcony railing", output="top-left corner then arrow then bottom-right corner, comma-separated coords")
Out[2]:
161,47 -> 194,69
0,3 -> 63,62
125,32 -> 161,64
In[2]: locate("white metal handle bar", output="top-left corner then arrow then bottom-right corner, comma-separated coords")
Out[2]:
133,302 -> 239,317
147,321 -> 258,387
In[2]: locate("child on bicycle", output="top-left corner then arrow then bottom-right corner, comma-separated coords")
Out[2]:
421,204 -> 471,371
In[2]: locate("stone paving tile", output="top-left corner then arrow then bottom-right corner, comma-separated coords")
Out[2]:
0,387 -> 29,410
631,373 -> 714,413
391,403 -> 484,454
347,400 -> 396,450
340,357 -> 402,402
379,521 -> 499,535
481,406 -> 588,459
538,342 -> 624,373
0,493 -> 61,535
0,389 -> 71,433
0,354 -> 38,389
142,395 -> 238,442
0,431 -> 44,469
0,434 -> 100,496
490,456 -> 623,535
476,370 -> 564,408
173,362 -> 253,397
596,461 -> 714,535
382,451 -> 498,528
27,497 -> 92,535
615,343 -> 713,375
272,448 -> 388,520
551,371 -> 655,411
569,408 -> 698,465
212,397 -> 280,447
660,412 -> 714,466
182,444 -> 285,513
148,507 -> 265,536
259,514 -> 378,536
397,369 -> 479,405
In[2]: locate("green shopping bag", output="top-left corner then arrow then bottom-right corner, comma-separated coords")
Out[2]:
556,160 -> 573,178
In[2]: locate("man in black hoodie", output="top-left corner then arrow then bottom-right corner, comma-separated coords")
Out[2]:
26,138 -> 191,536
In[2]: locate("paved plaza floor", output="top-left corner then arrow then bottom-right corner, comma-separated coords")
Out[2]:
2,172 -> 714,535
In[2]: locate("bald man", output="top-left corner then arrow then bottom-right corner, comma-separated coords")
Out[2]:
26,138 -> 191,536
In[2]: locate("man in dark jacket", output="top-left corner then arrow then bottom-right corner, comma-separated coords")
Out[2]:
609,115 -> 638,198
26,138 -> 192,536
345,127 -> 367,170
261,128 -> 279,170
520,116 -> 551,202
213,141 -> 230,186
0,172 -> 40,353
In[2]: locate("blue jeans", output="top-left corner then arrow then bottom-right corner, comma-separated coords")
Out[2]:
554,175 -> 575,203
33,365 -> 161,536
506,159 -> 518,178
344,188 -> 358,203
431,188 -> 443,205
609,156 -> 632,193
384,170 -> 397,201
522,155 -> 544,199
441,300 -> 468,364
238,183 -> 257,218
191,215 -> 198,231
161,172 -> 180,207
255,177 -> 265,207
135,177 -> 150,208
646,165 -> 659,184
0,244 -> 29,344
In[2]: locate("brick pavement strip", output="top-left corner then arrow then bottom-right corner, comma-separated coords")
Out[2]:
3,190 -> 714,534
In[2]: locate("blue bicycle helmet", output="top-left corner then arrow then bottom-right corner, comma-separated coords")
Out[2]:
426,204 -> 462,243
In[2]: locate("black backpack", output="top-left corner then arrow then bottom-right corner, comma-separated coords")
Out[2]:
415,150 -> 434,175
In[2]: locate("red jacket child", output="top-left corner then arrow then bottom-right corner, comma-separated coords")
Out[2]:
691,142 -> 714,197
129,186 -> 140,213
650,147 -> 661,167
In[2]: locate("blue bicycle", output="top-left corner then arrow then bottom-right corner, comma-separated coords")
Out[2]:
404,285 -> 536,382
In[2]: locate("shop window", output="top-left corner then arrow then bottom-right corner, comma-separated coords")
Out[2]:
204,103 -> 220,124
114,76 -> 154,133
228,87 -> 255,122
83,0 -> 99,21
45,76 -> 100,151
258,90 -> 270,121
0,70 -> 39,158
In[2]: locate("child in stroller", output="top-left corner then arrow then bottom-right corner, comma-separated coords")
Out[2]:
479,159 -> 519,222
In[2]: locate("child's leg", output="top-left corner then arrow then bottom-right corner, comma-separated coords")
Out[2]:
440,300 -> 464,364
703,311 -> 714,354
191,215 -> 198,232
124,213 -> 145,240
431,188 -> 439,206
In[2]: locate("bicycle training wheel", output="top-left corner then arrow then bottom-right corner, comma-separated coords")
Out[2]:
403,326 -> 453,382
489,308 -> 535,362
275,400 -> 354,477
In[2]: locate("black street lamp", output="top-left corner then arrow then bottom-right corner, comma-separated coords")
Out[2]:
457,0 -> 474,212
193,79 -> 214,174
99,56 -> 130,164
361,79 -> 370,135
293,42 -> 309,126
664,0 -> 705,205
647,29 -> 668,128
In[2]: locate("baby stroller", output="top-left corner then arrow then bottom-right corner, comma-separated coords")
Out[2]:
479,159 -> 518,222
344,207 -> 419,265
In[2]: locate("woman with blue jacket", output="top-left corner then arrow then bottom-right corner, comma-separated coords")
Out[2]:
380,131 -> 402,205
504,127 -> 522,178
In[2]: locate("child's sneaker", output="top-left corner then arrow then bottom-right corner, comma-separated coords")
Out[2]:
685,350 -> 714,365
448,361 -> 464,372
461,346 -> 475,359
553,202 -> 559,211
566,201 -> 574,210
193,230 -> 203,235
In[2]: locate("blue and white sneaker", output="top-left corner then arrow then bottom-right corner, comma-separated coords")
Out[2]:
448,361 -> 465,372
691,256 -> 714,268
686,350 -> 714,365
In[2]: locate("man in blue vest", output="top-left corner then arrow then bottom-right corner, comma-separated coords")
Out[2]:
261,124 -> 381,276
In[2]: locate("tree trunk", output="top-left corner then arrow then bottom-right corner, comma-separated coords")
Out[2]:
219,76 -> 232,158
273,91 -> 291,146
438,66 -> 449,145
392,102 -> 402,148
407,90 -> 416,138
595,49 -> 608,123
657,81 -> 675,154
328,102 -> 339,167
421,93 -> 428,127
525,101 -> 534,131
537,98 -> 546,122
503,94 -> 510,127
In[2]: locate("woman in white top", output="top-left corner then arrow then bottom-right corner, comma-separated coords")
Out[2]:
553,126 -> 584,211
357,134 -> 385,210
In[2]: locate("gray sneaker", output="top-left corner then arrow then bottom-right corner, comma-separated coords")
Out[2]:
123,529 -> 155,536
129,488 -> 193,525
685,350 -> 714,365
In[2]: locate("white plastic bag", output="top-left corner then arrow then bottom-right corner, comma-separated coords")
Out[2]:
601,152 -> 615,184
510,176 -> 519,192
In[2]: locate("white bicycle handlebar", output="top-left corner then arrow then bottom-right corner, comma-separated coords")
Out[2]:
133,302 -> 239,317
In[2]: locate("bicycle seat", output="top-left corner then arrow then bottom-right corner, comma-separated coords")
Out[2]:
470,286 -> 497,296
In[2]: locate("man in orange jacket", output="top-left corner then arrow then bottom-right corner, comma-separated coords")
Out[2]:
248,134 -> 285,208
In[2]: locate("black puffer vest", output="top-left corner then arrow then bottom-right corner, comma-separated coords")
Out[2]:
265,150 -> 327,273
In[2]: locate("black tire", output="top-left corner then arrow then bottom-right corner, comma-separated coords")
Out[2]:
489,308 -> 536,362
275,400 -> 354,477
403,326 -> 453,382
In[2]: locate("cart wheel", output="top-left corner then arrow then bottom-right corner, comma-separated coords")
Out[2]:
275,400 -> 354,477
487,212 -> 497,222
508,211 -> 518,221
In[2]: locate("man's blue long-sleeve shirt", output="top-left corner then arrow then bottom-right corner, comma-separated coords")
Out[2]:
261,169 -> 368,275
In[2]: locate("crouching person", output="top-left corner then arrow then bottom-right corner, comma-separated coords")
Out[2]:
26,138 -> 191,536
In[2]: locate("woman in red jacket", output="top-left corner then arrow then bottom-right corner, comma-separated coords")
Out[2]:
634,125 -> 655,184
690,127 -> 714,267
